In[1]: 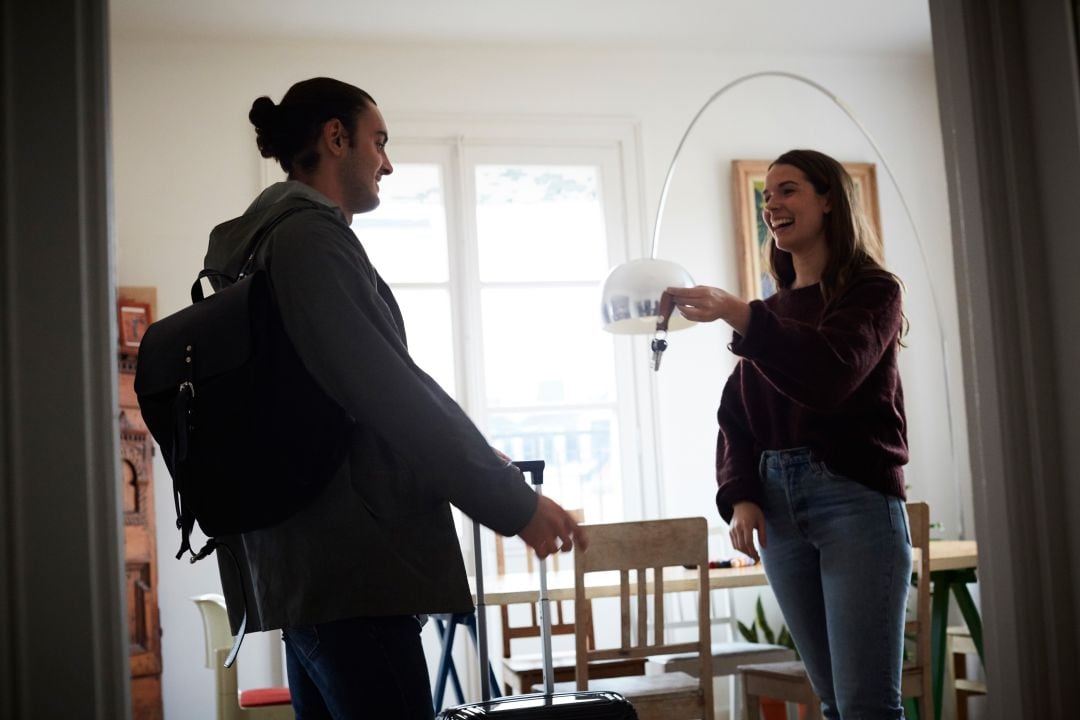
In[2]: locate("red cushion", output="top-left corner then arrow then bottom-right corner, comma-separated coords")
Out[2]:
239,687 -> 292,707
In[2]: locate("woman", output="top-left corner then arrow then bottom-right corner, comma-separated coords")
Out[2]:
666,149 -> 911,719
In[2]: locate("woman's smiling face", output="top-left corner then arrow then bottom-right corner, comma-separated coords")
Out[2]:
761,163 -> 831,255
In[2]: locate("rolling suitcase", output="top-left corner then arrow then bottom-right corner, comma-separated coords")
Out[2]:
437,460 -> 638,720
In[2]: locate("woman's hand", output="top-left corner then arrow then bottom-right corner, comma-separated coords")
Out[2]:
665,285 -> 751,335
729,501 -> 767,562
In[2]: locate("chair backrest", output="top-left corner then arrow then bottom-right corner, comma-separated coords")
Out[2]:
191,594 -> 292,720
573,517 -> 713,696
494,509 -> 592,658
192,594 -> 241,720
192,593 -> 232,666
661,525 -> 742,643
906,502 -> 932,706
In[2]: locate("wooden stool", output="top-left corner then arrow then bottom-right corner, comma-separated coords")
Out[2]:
948,626 -> 987,720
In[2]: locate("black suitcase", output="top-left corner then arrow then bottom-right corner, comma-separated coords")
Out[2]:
438,691 -> 637,719
437,460 -> 638,720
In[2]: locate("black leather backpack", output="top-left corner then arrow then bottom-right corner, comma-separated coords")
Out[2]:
134,203 -> 351,563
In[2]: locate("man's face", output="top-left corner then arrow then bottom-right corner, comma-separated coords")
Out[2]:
341,102 -> 393,215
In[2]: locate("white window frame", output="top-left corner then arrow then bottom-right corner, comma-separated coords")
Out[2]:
263,116 -> 665,521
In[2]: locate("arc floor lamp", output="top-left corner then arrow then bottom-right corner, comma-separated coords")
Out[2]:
600,70 -> 965,538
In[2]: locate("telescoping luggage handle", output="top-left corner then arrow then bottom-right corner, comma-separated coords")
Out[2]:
474,460 -> 553,702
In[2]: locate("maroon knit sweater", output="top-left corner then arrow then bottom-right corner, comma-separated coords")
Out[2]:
714,271 -> 908,523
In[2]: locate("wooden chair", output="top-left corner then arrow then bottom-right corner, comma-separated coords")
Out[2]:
494,511 -> 645,695
947,625 -> 986,720
739,502 -> 932,720
547,517 -> 714,720
645,526 -> 796,720
191,594 -> 294,720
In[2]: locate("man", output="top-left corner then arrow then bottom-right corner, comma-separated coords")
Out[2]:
211,77 -> 585,719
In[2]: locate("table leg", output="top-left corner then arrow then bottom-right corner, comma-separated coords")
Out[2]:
951,581 -> 984,663
432,614 -> 467,710
431,612 -> 501,712
931,574 -> 950,720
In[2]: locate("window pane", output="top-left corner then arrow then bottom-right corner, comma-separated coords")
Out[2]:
351,164 -> 449,283
475,165 -> 608,282
392,288 -> 457,400
488,410 -> 622,523
480,286 -> 615,407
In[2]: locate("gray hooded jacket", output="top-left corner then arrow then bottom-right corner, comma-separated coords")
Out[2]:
210,181 -> 538,633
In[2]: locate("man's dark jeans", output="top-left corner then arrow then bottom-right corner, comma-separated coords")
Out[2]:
283,615 -> 434,719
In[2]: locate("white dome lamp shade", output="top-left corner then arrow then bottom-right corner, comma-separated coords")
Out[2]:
600,258 -> 696,335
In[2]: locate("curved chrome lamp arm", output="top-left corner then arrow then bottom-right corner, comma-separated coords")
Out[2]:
648,70 -> 963,537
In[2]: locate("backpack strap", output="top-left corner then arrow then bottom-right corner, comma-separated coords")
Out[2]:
166,337 -> 216,563
169,337 -> 198,560
194,200 -> 317,302
213,541 -> 249,667
190,269 -> 231,304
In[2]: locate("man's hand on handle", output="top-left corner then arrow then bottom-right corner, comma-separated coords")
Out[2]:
518,496 -> 589,559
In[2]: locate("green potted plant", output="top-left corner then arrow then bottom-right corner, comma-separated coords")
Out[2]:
737,595 -> 798,658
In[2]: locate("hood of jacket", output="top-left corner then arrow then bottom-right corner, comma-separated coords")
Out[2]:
204,181 -> 344,285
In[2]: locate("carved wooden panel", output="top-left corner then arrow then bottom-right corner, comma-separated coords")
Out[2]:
126,562 -> 152,655
119,354 -> 163,720
120,424 -> 152,526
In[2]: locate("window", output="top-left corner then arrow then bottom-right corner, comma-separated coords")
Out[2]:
352,132 -> 646,524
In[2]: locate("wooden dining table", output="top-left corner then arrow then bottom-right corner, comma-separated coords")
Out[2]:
447,539 -> 979,719
471,540 -> 976,604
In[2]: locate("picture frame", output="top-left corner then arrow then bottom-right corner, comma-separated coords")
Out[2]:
731,159 -> 882,300
118,299 -> 152,352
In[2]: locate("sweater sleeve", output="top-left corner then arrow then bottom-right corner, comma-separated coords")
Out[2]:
730,274 -> 902,412
266,211 -> 537,537
714,364 -> 763,524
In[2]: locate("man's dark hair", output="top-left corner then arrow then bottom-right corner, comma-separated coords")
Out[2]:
249,77 -> 376,175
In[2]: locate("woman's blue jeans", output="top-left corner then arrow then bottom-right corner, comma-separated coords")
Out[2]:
283,615 -> 434,720
758,448 -> 911,720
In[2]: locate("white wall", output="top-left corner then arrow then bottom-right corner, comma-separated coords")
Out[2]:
110,36 -> 967,719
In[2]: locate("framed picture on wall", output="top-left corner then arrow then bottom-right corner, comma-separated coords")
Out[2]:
118,299 -> 152,352
731,159 -> 882,300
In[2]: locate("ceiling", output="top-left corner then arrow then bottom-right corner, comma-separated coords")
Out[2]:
109,0 -> 933,55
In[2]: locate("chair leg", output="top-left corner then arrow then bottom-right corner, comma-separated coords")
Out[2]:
742,675 -> 759,720
954,648 -> 970,720
805,701 -> 824,720
952,641 -> 964,720
957,690 -> 972,720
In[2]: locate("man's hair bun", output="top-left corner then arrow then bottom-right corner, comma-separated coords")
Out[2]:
249,96 -> 282,159
248,79 -> 376,175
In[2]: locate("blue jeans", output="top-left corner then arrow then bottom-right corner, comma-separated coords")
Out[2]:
758,448 -> 911,720
283,615 -> 434,720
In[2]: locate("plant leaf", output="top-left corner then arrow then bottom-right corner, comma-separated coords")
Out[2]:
777,625 -> 799,660
756,597 -> 776,645
737,620 -> 758,644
